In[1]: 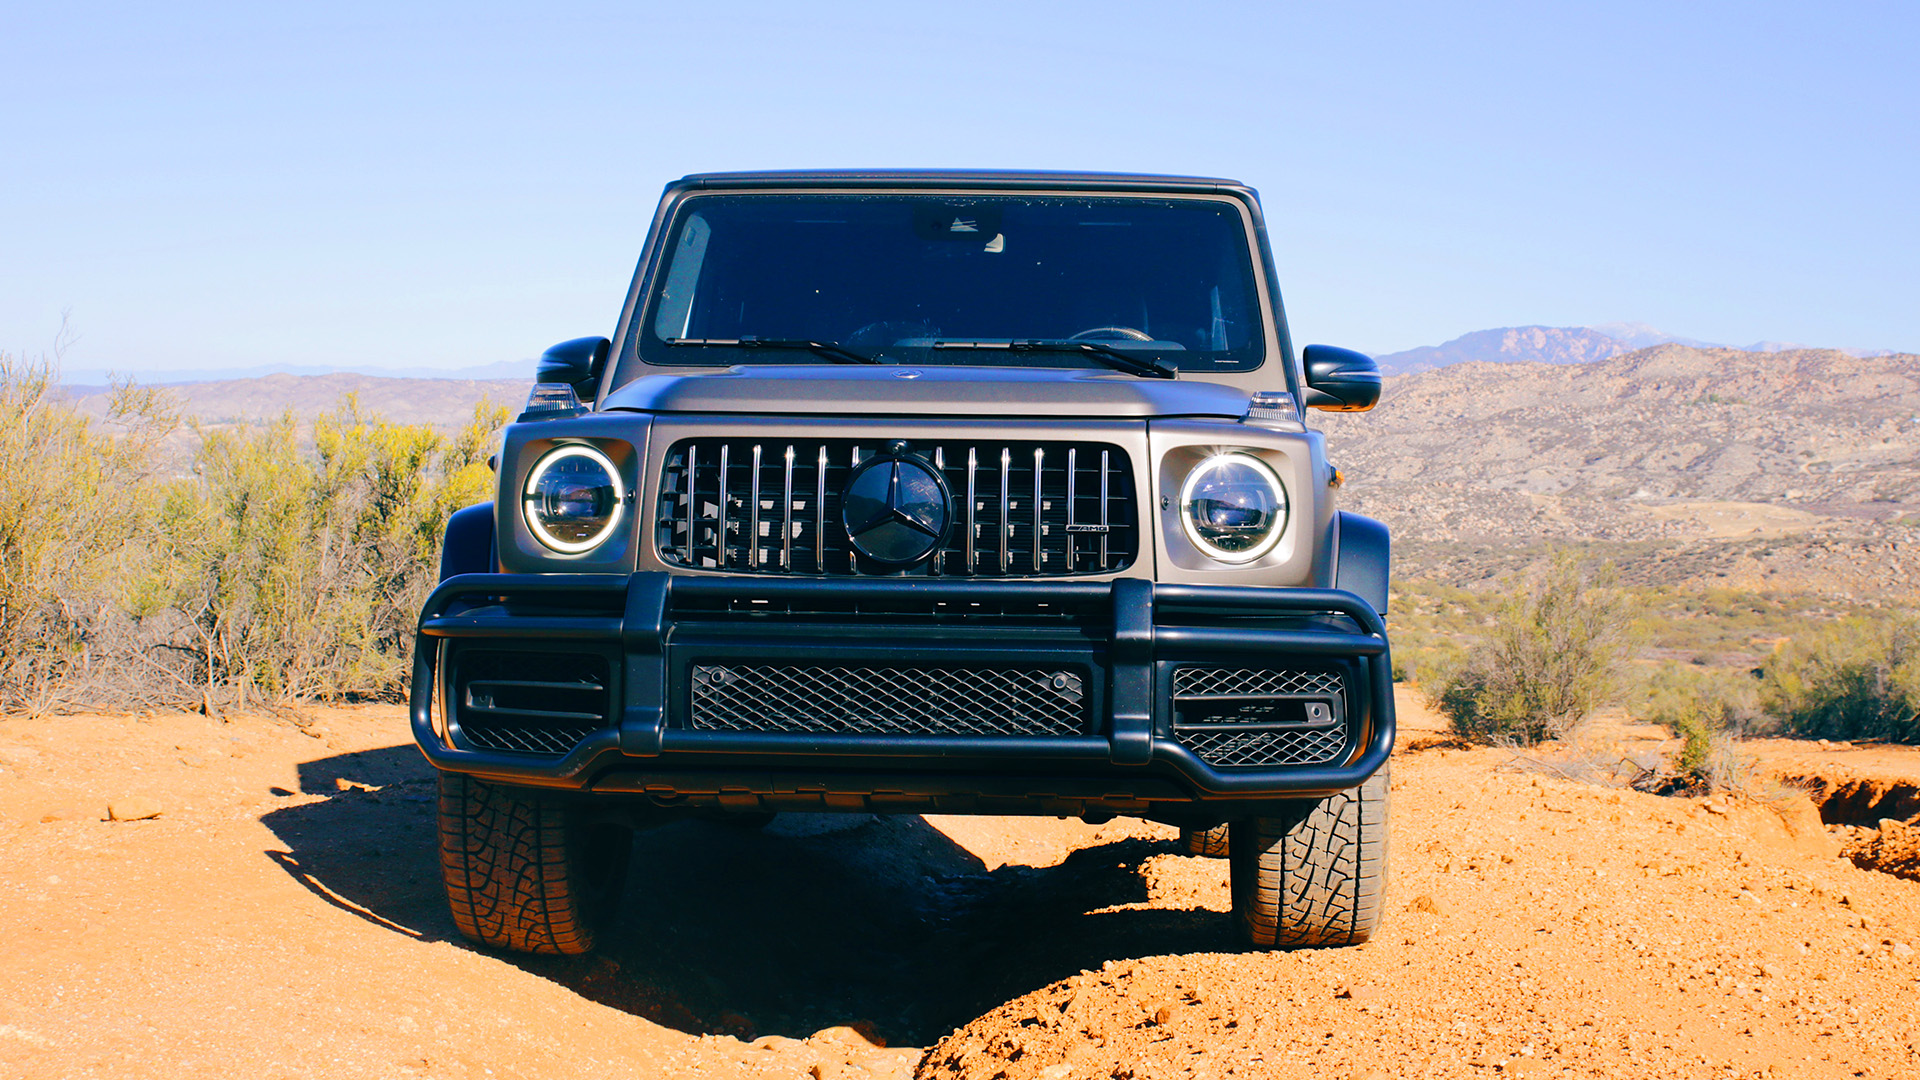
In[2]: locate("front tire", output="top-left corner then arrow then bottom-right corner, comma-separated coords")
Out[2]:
1229,766 -> 1389,949
1180,823 -> 1231,857
437,774 -> 632,955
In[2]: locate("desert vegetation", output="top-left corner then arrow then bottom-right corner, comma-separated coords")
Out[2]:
1398,551 -> 1920,783
0,356 -> 505,714
1761,614 -> 1920,743
1417,553 -> 1637,745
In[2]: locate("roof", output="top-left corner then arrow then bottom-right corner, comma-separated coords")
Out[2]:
673,169 -> 1249,195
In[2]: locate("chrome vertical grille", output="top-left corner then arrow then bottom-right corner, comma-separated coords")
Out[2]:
657,438 -> 1137,576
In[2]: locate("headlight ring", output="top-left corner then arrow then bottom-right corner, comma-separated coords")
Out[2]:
1179,451 -> 1288,564
523,444 -> 625,554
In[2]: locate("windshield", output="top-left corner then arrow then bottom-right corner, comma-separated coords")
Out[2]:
621,193 -> 1265,383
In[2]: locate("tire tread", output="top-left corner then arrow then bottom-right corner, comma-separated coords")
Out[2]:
1180,823 -> 1231,858
1230,766 -> 1389,949
438,773 -> 609,954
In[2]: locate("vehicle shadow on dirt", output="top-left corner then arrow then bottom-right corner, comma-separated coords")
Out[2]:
261,745 -> 1236,1046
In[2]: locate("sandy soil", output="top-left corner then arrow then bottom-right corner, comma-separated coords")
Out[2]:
1,692 -> 1917,1079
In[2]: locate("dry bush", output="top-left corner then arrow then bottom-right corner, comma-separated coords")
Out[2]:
1612,663 -> 1783,797
0,355 -> 177,713
0,358 -> 505,713
1761,615 -> 1920,743
1630,724 -> 1771,798
152,396 -> 504,707
1424,552 -> 1638,745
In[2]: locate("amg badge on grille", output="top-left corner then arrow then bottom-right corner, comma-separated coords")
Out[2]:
841,443 -> 951,565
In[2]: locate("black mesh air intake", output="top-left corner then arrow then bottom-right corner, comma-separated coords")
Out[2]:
451,650 -> 612,756
689,664 -> 1090,736
1169,666 -> 1352,769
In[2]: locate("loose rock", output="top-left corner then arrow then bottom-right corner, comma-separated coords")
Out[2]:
815,1023 -> 887,1049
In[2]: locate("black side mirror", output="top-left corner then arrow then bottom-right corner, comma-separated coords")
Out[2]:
1301,345 -> 1382,412
535,336 -> 611,398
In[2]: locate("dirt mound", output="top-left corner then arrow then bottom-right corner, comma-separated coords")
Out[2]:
917,957 -> 1296,1080
1752,742 -> 1920,883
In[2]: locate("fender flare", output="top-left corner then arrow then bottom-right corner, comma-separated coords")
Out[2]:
438,502 -> 498,581
1333,511 -> 1390,616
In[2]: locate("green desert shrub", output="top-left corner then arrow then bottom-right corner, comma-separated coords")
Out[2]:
155,397 -> 505,706
1634,661 -> 1768,737
1762,615 -> 1920,743
1425,553 -> 1638,745
0,357 -> 505,712
1637,664 -> 1766,794
0,356 -> 176,712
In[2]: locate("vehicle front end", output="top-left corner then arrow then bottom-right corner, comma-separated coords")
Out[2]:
414,393 -> 1393,822
414,171 -> 1394,954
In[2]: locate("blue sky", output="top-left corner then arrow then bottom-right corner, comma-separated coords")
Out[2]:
3,0 -> 1915,374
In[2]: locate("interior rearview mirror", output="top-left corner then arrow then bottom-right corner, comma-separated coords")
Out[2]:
1301,345 -> 1382,412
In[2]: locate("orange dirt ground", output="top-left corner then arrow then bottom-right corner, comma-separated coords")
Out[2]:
1,691 -> 1917,1079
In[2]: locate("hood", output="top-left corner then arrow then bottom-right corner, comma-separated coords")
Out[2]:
600,365 -> 1252,419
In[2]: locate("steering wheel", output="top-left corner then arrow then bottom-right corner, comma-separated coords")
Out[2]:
1068,326 -> 1154,342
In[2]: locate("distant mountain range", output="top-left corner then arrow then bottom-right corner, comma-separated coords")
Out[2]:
54,324 -> 1896,386
57,358 -> 537,387
1373,325 -> 1895,376
59,371 -> 531,430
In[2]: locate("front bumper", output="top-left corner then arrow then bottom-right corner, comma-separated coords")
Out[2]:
410,573 -> 1394,817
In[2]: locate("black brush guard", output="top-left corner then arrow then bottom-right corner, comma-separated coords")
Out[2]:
410,573 -> 1394,814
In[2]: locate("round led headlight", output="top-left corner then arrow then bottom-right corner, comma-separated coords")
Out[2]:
1180,451 -> 1288,564
523,444 -> 625,554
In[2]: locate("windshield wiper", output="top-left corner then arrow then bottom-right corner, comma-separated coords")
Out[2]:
665,337 -> 881,365
930,339 -> 1176,379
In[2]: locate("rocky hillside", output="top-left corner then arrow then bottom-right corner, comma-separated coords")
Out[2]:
1332,344 -> 1920,593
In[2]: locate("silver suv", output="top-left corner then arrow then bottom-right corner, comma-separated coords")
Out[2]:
413,170 -> 1394,955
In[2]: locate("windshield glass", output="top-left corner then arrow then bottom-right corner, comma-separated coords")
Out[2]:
622,193 -> 1265,382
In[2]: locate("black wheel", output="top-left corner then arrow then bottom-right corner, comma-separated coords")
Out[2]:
437,773 -> 632,955
1229,766 -> 1389,949
1180,823 -> 1231,857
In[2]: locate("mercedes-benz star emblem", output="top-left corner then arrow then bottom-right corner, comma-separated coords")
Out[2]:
841,447 -> 950,566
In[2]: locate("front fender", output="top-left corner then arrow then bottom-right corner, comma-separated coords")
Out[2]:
1333,511 -> 1390,615
438,502 -> 498,580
